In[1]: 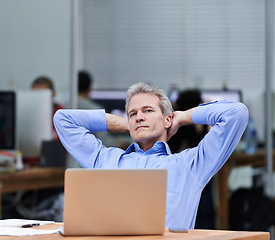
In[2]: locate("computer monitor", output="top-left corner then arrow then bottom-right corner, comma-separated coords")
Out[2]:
201,90 -> 242,103
91,89 -> 242,115
0,91 -> 16,150
16,90 -> 53,158
90,90 -> 127,117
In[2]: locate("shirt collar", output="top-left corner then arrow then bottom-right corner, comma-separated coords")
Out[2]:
125,141 -> 171,155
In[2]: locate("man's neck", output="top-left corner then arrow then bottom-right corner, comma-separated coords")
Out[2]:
138,140 -> 167,152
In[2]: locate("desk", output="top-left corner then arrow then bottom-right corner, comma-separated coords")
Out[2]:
0,223 -> 270,239
217,149 -> 275,229
0,167 -> 65,218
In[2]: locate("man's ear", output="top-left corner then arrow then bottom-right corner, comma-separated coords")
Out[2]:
164,115 -> 173,129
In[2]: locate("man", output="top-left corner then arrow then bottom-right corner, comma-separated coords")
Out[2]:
77,70 -> 102,110
54,82 -> 248,229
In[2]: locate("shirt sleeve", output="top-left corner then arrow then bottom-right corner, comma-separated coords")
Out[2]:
182,100 -> 249,186
53,109 -> 108,168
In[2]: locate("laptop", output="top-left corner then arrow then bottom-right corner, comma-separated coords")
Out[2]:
62,168 -> 167,236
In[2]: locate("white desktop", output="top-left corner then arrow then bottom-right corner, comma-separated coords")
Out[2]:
16,90 -> 53,158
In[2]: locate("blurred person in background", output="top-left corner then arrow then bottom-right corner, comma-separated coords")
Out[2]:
31,76 -> 64,140
168,89 -> 215,229
77,70 -> 103,110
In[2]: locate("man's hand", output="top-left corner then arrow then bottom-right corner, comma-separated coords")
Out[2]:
167,108 -> 196,140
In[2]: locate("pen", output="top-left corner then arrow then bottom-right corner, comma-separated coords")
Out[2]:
21,223 -> 40,228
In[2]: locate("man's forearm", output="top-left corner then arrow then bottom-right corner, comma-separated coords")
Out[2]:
106,113 -> 129,133
174,108 -> 196,126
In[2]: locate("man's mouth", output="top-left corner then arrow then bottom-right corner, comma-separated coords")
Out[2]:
136,126 -> 148,130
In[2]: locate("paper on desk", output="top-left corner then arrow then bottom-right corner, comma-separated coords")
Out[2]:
0,219 -> 59,236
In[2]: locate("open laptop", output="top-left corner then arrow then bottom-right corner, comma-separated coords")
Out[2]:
62,168 -> 167,236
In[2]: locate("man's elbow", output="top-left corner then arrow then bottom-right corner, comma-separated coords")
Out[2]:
235,102 -> 249,127
53,109 -> 65,128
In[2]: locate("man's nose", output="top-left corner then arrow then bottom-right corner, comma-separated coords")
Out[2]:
136,111 -> 145,122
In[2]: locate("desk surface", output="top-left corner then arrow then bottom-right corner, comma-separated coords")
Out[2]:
0,223 -> 269,240
0,167 -> 65,219
229,149 -> 275,169
0,167 -> 65,193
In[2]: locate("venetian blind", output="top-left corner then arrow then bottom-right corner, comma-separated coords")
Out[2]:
81,0 -> 266,92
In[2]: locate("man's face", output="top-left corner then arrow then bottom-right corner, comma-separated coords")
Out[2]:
127,93 -> 172,151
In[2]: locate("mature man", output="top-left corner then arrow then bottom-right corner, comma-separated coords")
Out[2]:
54,82 -> 248,229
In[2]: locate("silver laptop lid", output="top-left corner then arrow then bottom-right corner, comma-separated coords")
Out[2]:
63,169 -> 167,236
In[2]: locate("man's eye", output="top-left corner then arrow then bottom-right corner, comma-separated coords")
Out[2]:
129,113 -> 136,118
145,109 -> 152,113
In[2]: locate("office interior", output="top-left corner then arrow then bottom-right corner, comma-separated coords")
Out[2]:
0,0 -> 275,237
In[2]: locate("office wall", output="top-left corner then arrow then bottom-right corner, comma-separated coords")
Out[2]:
80,0 -> 273,142
0,0 -> 274,141
0,1 -> 271,100
81,0 -> 267,94
0,0 -> 71,104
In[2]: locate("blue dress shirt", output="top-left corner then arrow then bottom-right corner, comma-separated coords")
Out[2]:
54,100 -> 248,229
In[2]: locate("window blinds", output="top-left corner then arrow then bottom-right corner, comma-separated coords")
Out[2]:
81,0 -> 268,92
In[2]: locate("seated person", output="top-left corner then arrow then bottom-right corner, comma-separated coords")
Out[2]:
168,89 -> 214,229
53,82 -> 248,229
77,70 -> 103,110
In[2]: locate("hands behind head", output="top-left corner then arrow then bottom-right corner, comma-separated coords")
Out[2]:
167,109 -> 196,140
167,111 -> 181,140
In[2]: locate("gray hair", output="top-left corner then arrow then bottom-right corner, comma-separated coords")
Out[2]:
125,82 -> 173,116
